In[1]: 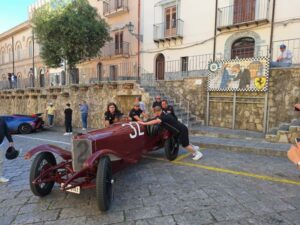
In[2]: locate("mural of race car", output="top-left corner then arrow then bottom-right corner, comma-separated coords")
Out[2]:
0,113 -> 44,134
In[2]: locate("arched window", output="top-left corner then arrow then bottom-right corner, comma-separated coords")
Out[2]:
7,46 -> 12,62
97,62 -> 102,81
231,37 -> 255,59
28,40 -> 33,58
15,43 -> 22,61
1,49 -> 5,64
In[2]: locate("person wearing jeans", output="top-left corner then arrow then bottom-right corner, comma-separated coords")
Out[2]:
0,117 -> 14,183
46,103 -> 55,127
79,100 -> 89,130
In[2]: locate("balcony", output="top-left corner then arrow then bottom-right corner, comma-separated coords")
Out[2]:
103,0 -> 129,17
153,19 -> 184,43
100,41 -> 130,58
217,0 -> 269,31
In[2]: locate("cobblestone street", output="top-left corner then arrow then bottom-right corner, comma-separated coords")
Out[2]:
1,129 -> 300,225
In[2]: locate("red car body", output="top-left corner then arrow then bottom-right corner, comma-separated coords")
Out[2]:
25,121 -> 178,211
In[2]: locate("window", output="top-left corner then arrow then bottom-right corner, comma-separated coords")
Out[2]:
110,65 -> 118,80
233,0 -> 256,24
165,6 -> 177,37
16,44 -> 21,61
181,57 -> 188,72
8,48 -> 12,62
231,37 -> 255,59
1,51 -> 4,64
115,32 -> 123,54
28,40 -> 33,58
116,0 -> 123,9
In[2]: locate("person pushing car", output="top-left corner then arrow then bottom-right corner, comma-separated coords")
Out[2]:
138,106 -> 203,160
0,117 -> 16,183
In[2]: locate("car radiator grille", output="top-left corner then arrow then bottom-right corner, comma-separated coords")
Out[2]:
72,139 -> 92,172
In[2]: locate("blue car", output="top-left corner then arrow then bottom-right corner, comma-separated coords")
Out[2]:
0,114 -> 45,134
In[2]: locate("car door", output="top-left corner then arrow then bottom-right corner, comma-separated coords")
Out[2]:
3,116 -> 16,132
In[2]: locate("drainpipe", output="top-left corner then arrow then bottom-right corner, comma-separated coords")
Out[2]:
269,0 -> 276,57
32,31 -> 35,81
213,0 -> 218,61
12,36 -> 15,74
137,0 -> 141,80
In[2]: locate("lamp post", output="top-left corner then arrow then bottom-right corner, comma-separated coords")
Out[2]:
126,21 -> 143,80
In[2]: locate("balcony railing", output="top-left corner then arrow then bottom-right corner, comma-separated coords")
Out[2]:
103,0 -> 129,17
217,0 -> 269,31
154,19 -> 184,42
100,41 -> 129,58
224,45 -> 269,60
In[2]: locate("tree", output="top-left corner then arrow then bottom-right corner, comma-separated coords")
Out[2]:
32,0 -> 111,70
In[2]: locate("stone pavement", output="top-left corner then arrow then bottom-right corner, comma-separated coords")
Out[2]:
0,129 -> 300,224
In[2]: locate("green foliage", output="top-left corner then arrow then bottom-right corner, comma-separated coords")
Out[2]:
32,0 -> 111,68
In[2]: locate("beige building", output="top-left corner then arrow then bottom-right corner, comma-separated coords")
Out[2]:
0,21 -> 45,89
0,0 -> 141,89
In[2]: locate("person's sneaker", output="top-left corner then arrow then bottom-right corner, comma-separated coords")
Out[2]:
0,177 -> 9,183
63,133 -> 69,136
192,145 -> 200,151
82,128 -> 86,131
68,132 -> 73,135
192,150 -> 203,161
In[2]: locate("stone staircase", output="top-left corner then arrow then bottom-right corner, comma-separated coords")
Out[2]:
266,119 -> 300,144
140,85 -> 203,127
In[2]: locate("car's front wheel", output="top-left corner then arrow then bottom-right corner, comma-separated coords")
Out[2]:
29,152 -> 56,196
96,156 -> 113,211
18,123 -> 33,134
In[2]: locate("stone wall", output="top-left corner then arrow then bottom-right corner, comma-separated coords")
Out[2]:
0,82 -> 151,129
268,68 -> 300,129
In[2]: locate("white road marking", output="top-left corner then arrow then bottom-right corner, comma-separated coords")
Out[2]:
14,135 -> 71,145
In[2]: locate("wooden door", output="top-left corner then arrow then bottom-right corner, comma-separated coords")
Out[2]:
110,65 -> 117,81
233,0 -> 256,24
156,54 -> 165,80
165,6 -> 177,37
115,32 -> 123,55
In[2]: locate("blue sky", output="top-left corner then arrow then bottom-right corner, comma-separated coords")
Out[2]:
0,0 -> 36,34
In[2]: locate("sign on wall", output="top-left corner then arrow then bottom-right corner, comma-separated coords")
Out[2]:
208,57 -> 269,92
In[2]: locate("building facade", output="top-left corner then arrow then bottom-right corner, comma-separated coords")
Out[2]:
140,0 -> 300,80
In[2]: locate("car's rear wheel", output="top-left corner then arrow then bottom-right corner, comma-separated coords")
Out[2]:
96,156 -> 113,211
30,152 -> 56,197
164,136 -> 179,161
19,123 -> 33,134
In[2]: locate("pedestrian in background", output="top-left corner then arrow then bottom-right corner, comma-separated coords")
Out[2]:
64,103 -> 73,135
46,103 -> 56,127
135,96 -> 146,113
79,100 -> 89,130
0,117 -> 14,183
8,73 -> 12,89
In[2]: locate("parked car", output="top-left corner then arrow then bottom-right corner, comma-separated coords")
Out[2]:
0,113 -> 44,134
24,121 -> 179,211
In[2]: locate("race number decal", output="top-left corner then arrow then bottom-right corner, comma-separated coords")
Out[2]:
122,122 -> 144,139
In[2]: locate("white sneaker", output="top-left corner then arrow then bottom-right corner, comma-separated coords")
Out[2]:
82,128 -> 86,131
63,133 -> 69,136
0,177 -> 9,183
192,150 -> 203,161
192,145 -> 200,151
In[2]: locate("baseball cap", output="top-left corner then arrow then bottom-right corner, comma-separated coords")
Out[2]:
280,44 -> 286,49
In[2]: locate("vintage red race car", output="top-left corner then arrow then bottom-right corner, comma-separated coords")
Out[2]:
24,121 -> 179,211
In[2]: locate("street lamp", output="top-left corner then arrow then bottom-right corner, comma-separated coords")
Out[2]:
126,22 -> 143,42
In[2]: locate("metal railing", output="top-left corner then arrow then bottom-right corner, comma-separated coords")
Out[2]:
224,45 -> 269,60
100,41 -> 130,58
217,0 -> 269,29
272,38 -> 300,65
153,19 -> 184,41
103,0 -> 129,16
162,53 -> 223,79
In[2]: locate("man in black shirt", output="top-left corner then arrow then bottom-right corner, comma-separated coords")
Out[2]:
64,103 -> 73,135
161,100 -> 177,120
138,106 -> 203,160
0,117 -> 14,183
129,103 -> 147,122
152,95 -> 162,109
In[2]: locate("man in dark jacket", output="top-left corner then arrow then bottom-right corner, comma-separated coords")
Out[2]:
232,64 -> 251,89
161,100 -> 177,120
0,117 -> 14,183
64,103 -> 73,135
